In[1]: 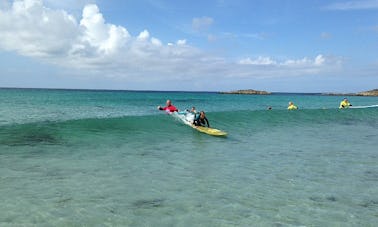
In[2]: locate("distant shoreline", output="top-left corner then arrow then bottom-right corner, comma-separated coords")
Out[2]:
0,87 -> 377,96
321,89 -> 378,97
219,88 -> 378,96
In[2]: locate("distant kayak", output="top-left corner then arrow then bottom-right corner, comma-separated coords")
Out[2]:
171,112 -> 227,137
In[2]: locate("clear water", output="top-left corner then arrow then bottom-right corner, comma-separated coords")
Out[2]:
0,88 -> 377,226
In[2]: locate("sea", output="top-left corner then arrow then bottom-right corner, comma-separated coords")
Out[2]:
0,88 -> 377,226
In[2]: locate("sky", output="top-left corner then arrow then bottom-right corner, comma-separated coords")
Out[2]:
0,0 -> 377,92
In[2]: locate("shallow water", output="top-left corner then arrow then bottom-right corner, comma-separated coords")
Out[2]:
0,88 -> 377,226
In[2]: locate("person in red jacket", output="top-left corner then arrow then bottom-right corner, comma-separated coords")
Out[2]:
157,100 -> 178,112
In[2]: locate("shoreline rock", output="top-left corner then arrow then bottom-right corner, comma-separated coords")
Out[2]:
219,89 -> 271,95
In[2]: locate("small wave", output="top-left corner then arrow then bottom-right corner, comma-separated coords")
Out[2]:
1,108 -> 376,147
207,108 -> 378,131
0,114 -> 186,147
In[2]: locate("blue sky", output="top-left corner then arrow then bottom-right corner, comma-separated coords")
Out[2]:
0,0 -> 377,92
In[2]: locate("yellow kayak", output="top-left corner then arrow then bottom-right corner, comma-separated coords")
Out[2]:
171,112 -> 227,136
192,125 -> 227,136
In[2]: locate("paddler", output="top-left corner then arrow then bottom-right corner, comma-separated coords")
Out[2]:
339,98 -> 352,109
157,99 -> 178,112
193,111 -> 210,127
287,101 -> 298,110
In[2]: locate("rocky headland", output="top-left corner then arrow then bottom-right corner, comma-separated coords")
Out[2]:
322,89 -> 378,96
219,89 -> 271,95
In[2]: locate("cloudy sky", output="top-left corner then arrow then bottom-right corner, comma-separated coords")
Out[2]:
0,0 -> 377,92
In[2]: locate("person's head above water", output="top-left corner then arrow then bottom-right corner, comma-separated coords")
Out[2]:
166,100 -> 172,106
200,111 -> 206,118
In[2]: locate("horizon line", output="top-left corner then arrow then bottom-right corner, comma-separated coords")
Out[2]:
1,86 -> 372,95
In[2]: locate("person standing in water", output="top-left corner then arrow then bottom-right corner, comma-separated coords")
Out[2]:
189,106 -> 197,114
339,98 -> 352,109
193,111 -> 210,127
183,106 -> 197,122
157,100 -> 178,112
287,101 -> 298,110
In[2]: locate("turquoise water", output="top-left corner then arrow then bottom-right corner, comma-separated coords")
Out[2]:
0,88 -> 377,226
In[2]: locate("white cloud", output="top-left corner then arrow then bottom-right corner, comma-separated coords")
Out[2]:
325,0 -> 378,10
176,39 -> 186,45
0,0 -> 78,57
0,0 -> 342,85
151,37 -> 162,46
315,55 -> 325,66
239,56 -> 277,65
235,54 -> 336,78
137,30 -> 149,41
44,0 -> 94,10
281,55 -> 327,68
80,4 -> 130,55
239,55 -> 326,67
283,57 -> 314,66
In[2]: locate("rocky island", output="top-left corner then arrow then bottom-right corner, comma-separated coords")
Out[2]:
322,89 -> 378,96
219,89 -> 271,95
357,89 -> 378,96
